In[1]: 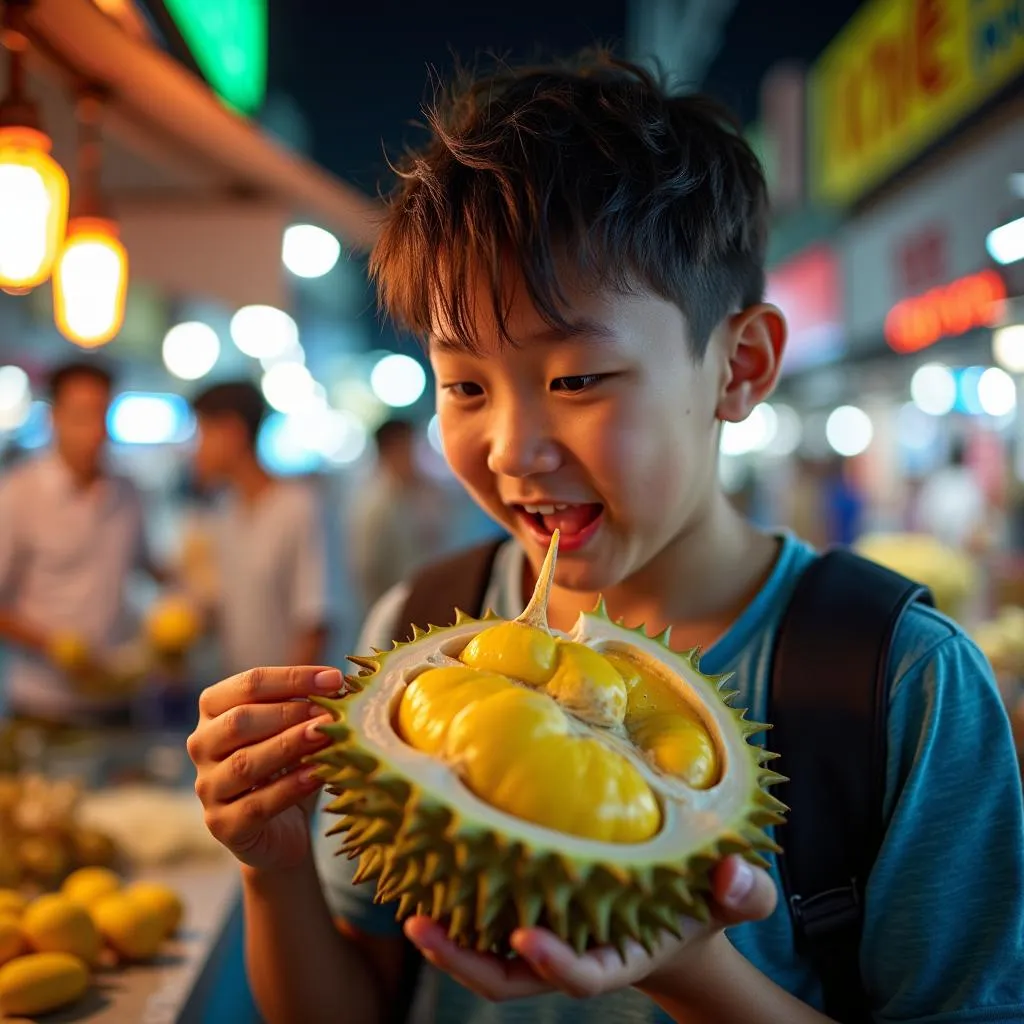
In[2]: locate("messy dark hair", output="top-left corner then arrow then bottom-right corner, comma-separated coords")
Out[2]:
47,358 -> 115,402
370,49 -> 770,359
191,380 -> 268,447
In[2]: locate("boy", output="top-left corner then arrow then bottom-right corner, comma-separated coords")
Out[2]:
187,380 -> 335,673
186,53 -> 1024,1023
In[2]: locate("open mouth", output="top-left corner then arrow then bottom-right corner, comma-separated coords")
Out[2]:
512,502 -> 604,550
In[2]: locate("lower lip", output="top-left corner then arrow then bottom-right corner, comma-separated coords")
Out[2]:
515,507 -> 604,553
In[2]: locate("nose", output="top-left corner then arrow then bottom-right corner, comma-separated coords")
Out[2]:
486,404 -> 562,478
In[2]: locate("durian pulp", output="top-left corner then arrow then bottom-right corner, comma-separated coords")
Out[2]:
396,621 -> 720,844
340,612 -> 760,868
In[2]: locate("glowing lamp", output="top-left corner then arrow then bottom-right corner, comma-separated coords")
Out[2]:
53,217 -> 128,348
0,125 -> 69,290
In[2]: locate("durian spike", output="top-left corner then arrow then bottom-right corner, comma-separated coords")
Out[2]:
515,528 -> 559,630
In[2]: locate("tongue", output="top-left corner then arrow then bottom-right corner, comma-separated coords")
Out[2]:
541,504 -> 601,535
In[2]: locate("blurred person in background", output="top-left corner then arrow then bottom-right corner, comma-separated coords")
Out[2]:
915,437 -> 987,551
347,418 -> 452,611
821,455 -> 864,546
188,380 -> 335,673
0,359 -> 166,727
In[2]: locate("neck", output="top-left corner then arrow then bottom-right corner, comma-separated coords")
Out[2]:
542,493 -> 779,652
55,448 -> 102,489
230,454 -> 273,504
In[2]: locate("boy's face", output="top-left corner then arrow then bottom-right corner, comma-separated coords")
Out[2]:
428,269 -> 781,594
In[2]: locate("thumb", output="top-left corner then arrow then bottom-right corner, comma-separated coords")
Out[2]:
709,855 -> 778,926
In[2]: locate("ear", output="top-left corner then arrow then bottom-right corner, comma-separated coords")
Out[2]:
715,304 -> 787,422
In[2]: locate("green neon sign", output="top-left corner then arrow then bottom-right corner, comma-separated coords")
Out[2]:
161,0 -> 267,116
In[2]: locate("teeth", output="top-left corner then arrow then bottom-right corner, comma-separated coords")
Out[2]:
521,503 -> 572,514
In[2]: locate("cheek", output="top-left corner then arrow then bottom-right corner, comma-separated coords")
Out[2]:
437,412 -> 492,498
588,389 -> 712,514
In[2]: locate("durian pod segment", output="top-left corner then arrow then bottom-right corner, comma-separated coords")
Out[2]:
308,528 -> 786,959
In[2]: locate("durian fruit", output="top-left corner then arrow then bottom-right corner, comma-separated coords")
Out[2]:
123,881 -> 184,938
309,531 -> 785,958
61,866 -> 122,909
90,892 -> 165,961
0,951 -> 90,1017
144,594 -> 201,661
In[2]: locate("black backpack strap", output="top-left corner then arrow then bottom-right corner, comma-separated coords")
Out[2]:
768,547 -> 932,1023
385,537 -> 505,1022
393,538 -> 507,644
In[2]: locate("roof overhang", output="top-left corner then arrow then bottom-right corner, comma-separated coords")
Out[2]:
4,0 -> 385,311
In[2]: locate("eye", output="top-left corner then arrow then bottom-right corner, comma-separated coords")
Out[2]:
550,374 -> 607,394
442,381 -> 484,398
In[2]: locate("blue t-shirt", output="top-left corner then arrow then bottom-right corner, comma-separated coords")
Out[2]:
313,533 -> 1024,1023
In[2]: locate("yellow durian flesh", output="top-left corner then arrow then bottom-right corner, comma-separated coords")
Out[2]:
311,529 -> 786,958
459,621 -> 557,684
405,674 -> 662,843
395,612 -> 717,843
606,651 -> 720,789
397,666 -> 512,755
541,640 -> 628,727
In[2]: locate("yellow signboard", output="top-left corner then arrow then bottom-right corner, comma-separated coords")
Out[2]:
810,0 -> 1024,206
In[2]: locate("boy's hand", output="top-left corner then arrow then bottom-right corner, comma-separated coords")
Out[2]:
403,855 -> 776,1003
186,665 -> 342,871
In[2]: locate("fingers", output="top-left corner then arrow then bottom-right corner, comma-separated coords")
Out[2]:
510,930 -> 653,1000
403,919 -> 552,1002
195,716 -> 332,805
707,855 -> 778,925
198,665 -> 343,720
203,763 -> 323,852
193,700 -> 325,762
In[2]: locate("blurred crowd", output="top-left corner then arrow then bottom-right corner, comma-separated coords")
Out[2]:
0,358 -> 502,731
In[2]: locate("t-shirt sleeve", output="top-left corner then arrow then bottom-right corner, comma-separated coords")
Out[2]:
311,578 -> 410,935
863,614 -> 1024,1022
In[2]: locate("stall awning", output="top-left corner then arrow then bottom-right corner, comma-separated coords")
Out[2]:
7,0 -> 385,311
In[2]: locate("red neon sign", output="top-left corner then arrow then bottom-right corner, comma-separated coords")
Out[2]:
884,269 -> 1007,354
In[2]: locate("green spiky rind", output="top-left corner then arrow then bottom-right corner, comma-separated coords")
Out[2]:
307,609 -> 787,960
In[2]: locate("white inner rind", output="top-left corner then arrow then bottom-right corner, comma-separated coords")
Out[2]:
350,614 -> 758,865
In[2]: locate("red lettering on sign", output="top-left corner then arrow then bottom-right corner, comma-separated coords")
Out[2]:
884,270 -> 1007,353
833,0 -> 958,165
915,0 -> 953,94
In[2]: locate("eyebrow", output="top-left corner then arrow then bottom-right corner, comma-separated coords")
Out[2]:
430,317 -> 617,352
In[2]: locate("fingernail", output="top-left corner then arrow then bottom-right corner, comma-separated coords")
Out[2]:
305,716 -> 331,742
724,859 -> 755,906
314,669 -> 342,691
308,702 -> 325,718
300,767 -> 322,787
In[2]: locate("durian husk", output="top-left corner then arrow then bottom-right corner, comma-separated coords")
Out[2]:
308,535 -> 787,958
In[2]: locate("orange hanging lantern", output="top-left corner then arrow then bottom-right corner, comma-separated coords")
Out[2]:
52,215 -> 128,347
52,88 -> 128,348
0,10 -> 69,291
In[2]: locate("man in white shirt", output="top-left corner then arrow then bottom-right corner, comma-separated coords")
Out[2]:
0,360 -> 163,726
347,419 -> 454,614
189,381 -> 334,674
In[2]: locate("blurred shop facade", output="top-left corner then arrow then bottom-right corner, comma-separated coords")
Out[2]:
719,0 -> 1024,579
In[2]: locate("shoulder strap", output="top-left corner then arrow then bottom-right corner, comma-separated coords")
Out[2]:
392,538 -> 507,645
768,547 -> 932,1023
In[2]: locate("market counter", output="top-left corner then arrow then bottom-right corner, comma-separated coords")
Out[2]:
39,855 -> 255,1024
